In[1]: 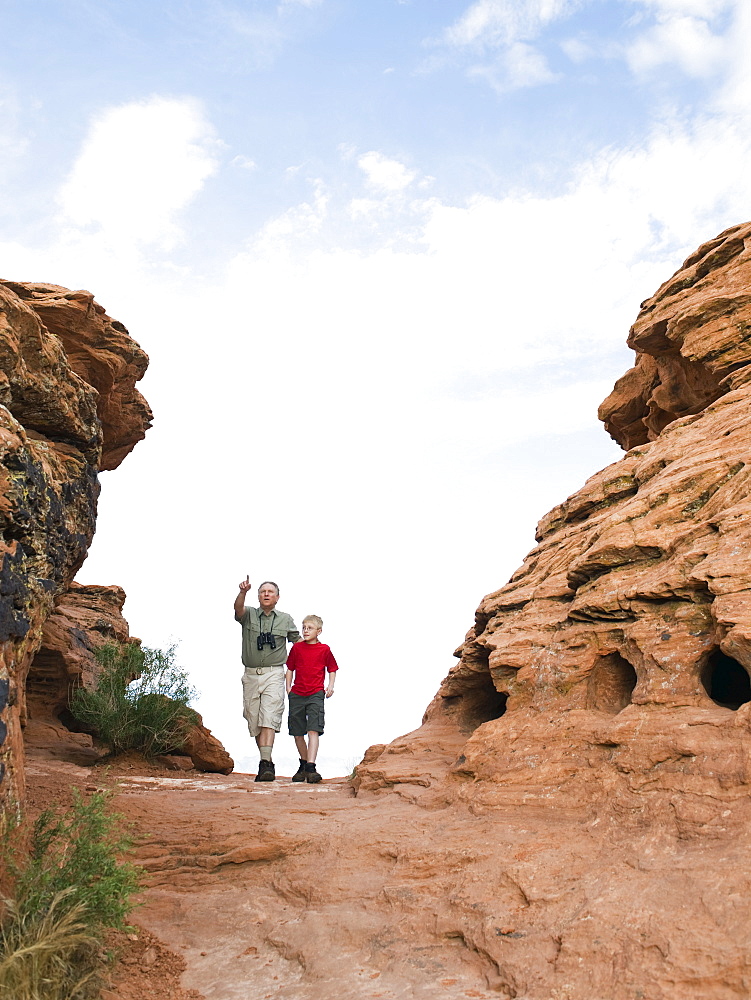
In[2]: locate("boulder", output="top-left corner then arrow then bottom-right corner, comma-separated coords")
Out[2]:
181,715 -> 234,775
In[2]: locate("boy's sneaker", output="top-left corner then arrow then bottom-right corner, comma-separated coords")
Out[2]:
305,766 -> 322,784
255,759 -> 275,782
292,761 -> 307,782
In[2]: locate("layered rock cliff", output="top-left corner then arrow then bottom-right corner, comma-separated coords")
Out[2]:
351,223 -> 751,998
0,280 -> 152,805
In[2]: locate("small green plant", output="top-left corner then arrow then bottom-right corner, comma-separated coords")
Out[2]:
0,790 -> 142,999
13,791 -> 140,931
71,642 -> 198,757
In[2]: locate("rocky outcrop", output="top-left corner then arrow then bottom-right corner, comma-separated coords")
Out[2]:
0,280 -> 152,803
599,222 -> 751,449
181,717 -> 234,775
24,582 -> 234,774
0,281 -> 152,471
23,583 -> 134,763
353,224 -> 751,998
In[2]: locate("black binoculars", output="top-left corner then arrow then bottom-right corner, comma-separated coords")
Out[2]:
257,631 -> 277,651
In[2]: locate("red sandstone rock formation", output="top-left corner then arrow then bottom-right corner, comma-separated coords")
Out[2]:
181,717 -> 234,775
0,281 -> 152,470
24,582 -> 234,774
351,223 -> 751,998
0,280 -> 151,802
23,583 -> 132,763
599,222 -> 751,449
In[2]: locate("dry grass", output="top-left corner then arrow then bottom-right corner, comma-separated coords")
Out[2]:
0,890 -> 99,1000
0,789 -> 143,999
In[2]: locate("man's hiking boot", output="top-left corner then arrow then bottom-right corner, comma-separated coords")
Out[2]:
305,765 -> 322,784
255,759 -> 275,782
292,760 -> 307,782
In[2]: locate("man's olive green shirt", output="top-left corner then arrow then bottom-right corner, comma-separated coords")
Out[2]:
238,606 -> 301,669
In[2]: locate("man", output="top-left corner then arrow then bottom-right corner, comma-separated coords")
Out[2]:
235,577 -> 301,781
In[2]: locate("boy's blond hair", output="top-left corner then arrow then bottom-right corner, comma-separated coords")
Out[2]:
303,614 -> 323,629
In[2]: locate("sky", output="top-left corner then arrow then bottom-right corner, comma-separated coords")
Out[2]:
2,0 -> 751,776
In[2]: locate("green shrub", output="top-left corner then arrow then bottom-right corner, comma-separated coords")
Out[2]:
71,642 -> 198,757
0,790 -> 142,999
13,791 -> 140,931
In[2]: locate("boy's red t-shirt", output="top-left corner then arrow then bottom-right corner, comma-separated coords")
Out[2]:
286,641 -> 338,696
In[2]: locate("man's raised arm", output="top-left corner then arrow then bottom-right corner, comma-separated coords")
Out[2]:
235,576 -> 252,621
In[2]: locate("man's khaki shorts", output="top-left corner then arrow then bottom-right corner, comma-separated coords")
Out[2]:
242,666 -> 285,737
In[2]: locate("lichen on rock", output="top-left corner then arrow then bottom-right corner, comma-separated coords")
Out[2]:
0,279 -> 152,805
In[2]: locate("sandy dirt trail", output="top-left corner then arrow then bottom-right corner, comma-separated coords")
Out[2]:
25,743 -> 751,1000
114,767 -> 506,1000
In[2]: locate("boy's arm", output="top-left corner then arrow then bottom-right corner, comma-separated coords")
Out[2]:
285,669 -> 294,694
325,669 -> 336,698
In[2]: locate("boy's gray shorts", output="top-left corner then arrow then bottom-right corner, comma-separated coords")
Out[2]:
288,690 -> 325,736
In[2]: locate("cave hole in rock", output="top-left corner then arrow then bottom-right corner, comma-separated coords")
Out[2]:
587,652 -> 637,714
442,671 -> 508,733
701,650 -> 751,710
24,647 -> 90,734
24,648 -> 68,724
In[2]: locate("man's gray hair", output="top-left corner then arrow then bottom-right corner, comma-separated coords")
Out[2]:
258,580 -> 280,595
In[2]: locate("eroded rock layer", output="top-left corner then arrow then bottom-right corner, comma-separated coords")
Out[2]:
0,281 -> 153,471
599,221 -> 751,449
355,224 -> 751,998
0,281 -> 151,804
23,583 -> 133,763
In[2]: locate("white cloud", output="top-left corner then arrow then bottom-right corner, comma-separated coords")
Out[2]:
621,2 -> 751,101
433,0 -> 579,93
248,179 -> 328,255
231,154 -> 257,170
469,41 -> 558,91
435,0 -> 742,94
713,3 -> 751,112
626,14 -> 728,78
442,0 -> 581,49
628,0 -> 732,16
58,96 -> 219,249
357,151 -> 416,192
560,36 -> 594,62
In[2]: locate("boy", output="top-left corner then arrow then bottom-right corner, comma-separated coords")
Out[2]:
285,614 -> 338,784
